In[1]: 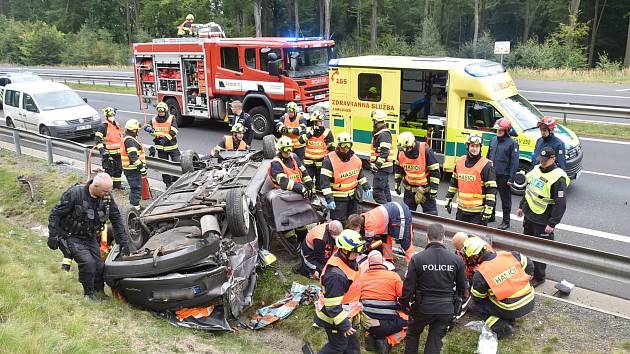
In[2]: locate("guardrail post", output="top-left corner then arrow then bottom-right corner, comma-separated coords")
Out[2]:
84,148 -> 91,176
45,138 -> 53,165
12,130 -> 21,156
563,112 -> 567,125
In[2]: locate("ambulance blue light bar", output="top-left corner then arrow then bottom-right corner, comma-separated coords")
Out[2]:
464,61 -> 506,77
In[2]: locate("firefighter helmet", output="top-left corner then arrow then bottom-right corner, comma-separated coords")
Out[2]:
336,132 -> 353,148
186,14 -> 194,21
231,123 -> 246,133
286,101 -> 299,112
538,116 -> 557,131
335,229 -> 366,253
466,134 -> 483,146
275,136 -> 294,152
494,118 -> 511,131
462,236 -> 487,258
156,102 -> 168,113
309,110 -> 326,122
103,107 -> 116,118
125,119 -> 140,131
397,132 -> 416,149
371,109 -> 387,123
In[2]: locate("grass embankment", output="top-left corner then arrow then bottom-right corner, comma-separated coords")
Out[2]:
67,82 -> 136,95
565,121 -> 630,141
510,67 -> 630,84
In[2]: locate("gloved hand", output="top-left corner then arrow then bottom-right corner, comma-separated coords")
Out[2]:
374,161 -> 383,171
120,244 -> 131,256
302,187 -> 311,199
148,146 -> 156,157
281,127 -> 288,135
364,188 -> 373,200
394,182 -> 402,195
414,186 -> 427,205
143,125 -> 153,134
327,201 -> 336,210
159,136 -> 169,146
47,235 -> 59,250
138,163 -> 147,176
445,198 -> 453,214
370,163 -> 377,174
482,206 -> 494,223
106,155 -> 114,164
305,180 -> 315,191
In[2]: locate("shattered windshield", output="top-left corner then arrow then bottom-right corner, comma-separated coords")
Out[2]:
284,47 -> 330,78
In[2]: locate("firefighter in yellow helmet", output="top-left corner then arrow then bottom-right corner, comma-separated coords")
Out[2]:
177,14 -> 195,37
277,101 -> 308,160
298,110 -> 334,189
121,119 -> 146,208
210,123 -> 249,157
144,102 -> 181,189
95,107 -> 124,189
370,109 -> 394,204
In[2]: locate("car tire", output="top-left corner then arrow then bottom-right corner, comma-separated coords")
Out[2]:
262,135 -> 277,159
5,117 -> 14,128
181,150 -> 199,174
511,161 -> 530,196
118,204 -> 147,250
39,125 -> 51,137
165,98 -> 194,127
249,106 -> 272,140
226,188 -> 250,237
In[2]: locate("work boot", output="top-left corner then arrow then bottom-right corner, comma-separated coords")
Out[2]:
493,323 -> 514,339
364,335 -> 376,352
84,293 -> 99,301
94,291 -> 111,301
530,278 -> 546,288
497,221 -> 510,230
375,339 -> 391,354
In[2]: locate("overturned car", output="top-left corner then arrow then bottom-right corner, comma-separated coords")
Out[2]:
104,147 -> 326,323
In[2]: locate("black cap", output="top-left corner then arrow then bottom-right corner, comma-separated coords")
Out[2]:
537,147 -> 556,162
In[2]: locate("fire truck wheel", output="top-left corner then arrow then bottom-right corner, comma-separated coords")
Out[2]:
249,106 -> 272,139
262,135 -> 277,159
165,98 -> 194,127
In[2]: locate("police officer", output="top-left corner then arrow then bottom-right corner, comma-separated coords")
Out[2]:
370,109 -> 394,204
229,100 -> 253,146
277,101 -> 307,160
517,146 -> 568,288
445,134 -> 497,226
320,132 -> 372,225
314,230 -> 366,354
297,220 -> 343,280
395,131 -> 441,215
144,102 -> 181,189
463,236 -> 535,338
487,118 -> 519,229
121,119 -> 147,208
298,110 -> 334,189
531,116 -> 566,170
210,123 -> 249,157
95,107 -> 124,190
47,173 -> 134,300
401,223 -> 468,354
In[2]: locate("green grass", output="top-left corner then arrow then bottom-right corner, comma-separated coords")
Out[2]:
510,67 -> 630,84
565,121 -> 630,140
67,82 -> 136,95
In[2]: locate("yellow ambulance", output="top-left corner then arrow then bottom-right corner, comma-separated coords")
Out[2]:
327,55 -> 583,193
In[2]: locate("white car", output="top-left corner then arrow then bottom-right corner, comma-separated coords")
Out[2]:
3,81 -> 99,138
0,72 -> 43,109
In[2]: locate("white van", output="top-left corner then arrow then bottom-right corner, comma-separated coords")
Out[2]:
3,81 -> 99,138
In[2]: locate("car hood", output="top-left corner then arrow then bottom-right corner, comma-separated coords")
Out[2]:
38,104 -> 98,123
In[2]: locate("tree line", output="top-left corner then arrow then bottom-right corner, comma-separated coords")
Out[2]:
0,0 -> 628,68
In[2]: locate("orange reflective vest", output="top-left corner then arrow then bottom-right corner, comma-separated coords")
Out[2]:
121,136 -> 146,169
305,224 -> 333,256
363,206 -> 389,238
224,135 -> 247,151
478,252 -> 533,301
316,254 -> 363,325
269,155 -> 303,189
328,151 -> 362,197
103,121 -> 123,153
397,143 -> 428,187
152,115 -> 175,139
456,156 -> 490,213
99,227 -> 109,260
305,128 -> 330,161
282,114 -> 305,149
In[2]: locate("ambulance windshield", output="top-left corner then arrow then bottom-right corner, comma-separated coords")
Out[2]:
284,47 -> 331,78
499,94 -> 543,131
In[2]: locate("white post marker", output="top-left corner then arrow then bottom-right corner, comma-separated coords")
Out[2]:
494,41 -> 510,65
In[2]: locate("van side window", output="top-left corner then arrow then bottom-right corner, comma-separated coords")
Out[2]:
465,100 -> 503,132
0,78 -> 9,86
23,94 -> 38,112
245,48 -> 256,69
358,73 -> 381,102
260,48 -> 282,72
4,90 -> 19,107
220,47 -> 240,72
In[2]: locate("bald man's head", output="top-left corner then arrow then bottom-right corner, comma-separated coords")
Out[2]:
451,232 -> 469,251
90,172 -> 113,198
327,220 -> 343,238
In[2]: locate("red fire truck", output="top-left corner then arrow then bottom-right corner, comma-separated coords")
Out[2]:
132,33 -> 334,139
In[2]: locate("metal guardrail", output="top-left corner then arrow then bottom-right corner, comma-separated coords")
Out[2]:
39,73 -> 135,87
532,101 -> 630,122
1,125 -> 629,288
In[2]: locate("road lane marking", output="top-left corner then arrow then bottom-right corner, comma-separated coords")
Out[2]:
521,90 -> 630,100
74,90 -> 136,97
582,170 -> 630,180
615,89 -> 630,92
580,137 -> 630,145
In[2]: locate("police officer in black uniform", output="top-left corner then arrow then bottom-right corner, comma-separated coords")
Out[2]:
401,223 -> 468,354
47,173 -> 134,300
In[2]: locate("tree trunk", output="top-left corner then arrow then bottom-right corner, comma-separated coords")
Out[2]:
254,0 -> 263,37
424,0 -> 429,17
370,0 -> 377,51
356,0 -> 362,52
588,0 -> 607,67
126,0 -> 133,45
319,0 -> 324,37
324,0 -> 332,39
569,0 -> 581,23
473,0 -> 479,46
625,14 -> 630,68
523,0 -> 542,41
294,0 -> 300,37
479,0 -> 486,35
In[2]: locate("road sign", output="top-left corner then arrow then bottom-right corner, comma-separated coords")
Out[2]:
494,41 -> 511,55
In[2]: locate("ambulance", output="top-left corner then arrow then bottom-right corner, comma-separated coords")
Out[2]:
327,56 -> 583,193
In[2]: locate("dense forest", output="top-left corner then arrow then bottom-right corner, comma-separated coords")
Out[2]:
0,0 -> 628,68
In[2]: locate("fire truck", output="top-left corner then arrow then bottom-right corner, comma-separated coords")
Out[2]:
132,26 -> 334,139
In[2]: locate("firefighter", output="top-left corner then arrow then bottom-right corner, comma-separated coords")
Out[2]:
517,147 -> 569,288
314,229 -> 366,354
320,132 -> 372,225
121,119 -> 147,209
144,102 -> 181,189
463,236 -> 535,339
395,131 -> 441,215
360,250 -> 408,354
531,116 -> 566,170
370,109 -> 394,204
95,107 -> 124,190
297,220 -> 343,280
487,118 -> 519,229
445,134 -> 497,226
269,136 -> 315,243
298,110 -> 334,189
177,14 -> 195,36
47,172 -> 134,300
400,223 -> 468,354
276,101 -> 308,160
350,201 -> 414,262
210,123 -> 249,157
229,100 -> 253,146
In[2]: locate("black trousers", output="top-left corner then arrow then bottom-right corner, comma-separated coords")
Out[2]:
103,153 -> 123,188
403,189 -> 438,215
470,296 -> 535,339
319,328 -> 361,354
496,175 -> 512,223
294,147 -> 306,161
124,169 -> 142,206
306,162 -> 323,190
404,313 -> 451,354
330,197 -> 358,226
523,218 -> 552,280
367,316 -> 407,338
67,236 -> 104,295
456,210 -> 486,226
373,170 -> 392,204
157,149 -> 181,186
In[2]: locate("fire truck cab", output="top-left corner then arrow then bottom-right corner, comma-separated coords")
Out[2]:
133,35 -> 334,139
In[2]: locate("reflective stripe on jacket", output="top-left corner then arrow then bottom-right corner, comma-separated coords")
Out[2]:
456,155 -> 490,213
478,252 -> 533,302
397,142 -> 428,186
121,136 -> 146,169
525,166 -> 570,215
328,151 -> 362,198
305,128 -> 330,161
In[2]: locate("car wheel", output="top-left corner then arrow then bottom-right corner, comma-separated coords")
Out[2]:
226,188 -> 250,237
262,135 -> 277,159
5,117 -> 14,128
511,161 -> 530,196
39,125 -> 51,137
181,150 -> 199,174
165,98 -> 194,127
118,204 -> 147,250
249,106 -> 272,140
